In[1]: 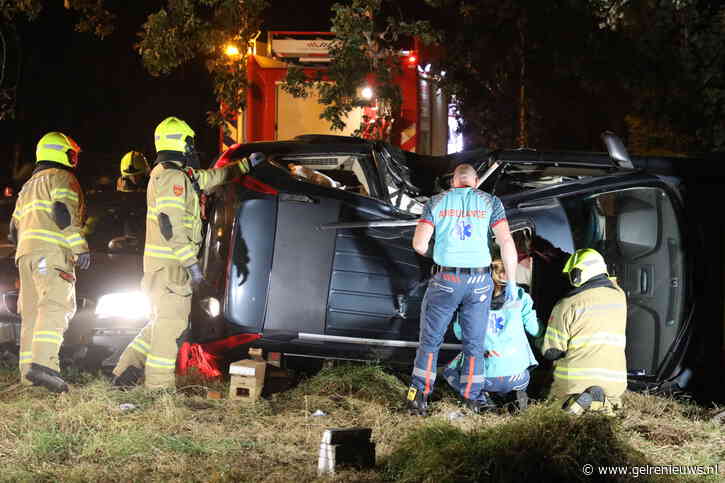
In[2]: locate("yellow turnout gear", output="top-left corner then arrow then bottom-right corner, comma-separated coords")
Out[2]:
112,154 -> 247,388
10,156 -> 86,383
542,284 -> 627,404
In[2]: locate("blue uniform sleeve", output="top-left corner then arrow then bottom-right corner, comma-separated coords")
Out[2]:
489,195 -> 507,229
521,293 -> 541,337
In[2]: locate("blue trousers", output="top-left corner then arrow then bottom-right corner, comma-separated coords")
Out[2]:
444,363 -> 531,395
411,270 -> 493,402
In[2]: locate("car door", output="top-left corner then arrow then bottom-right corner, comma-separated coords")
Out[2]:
560,183 -> 687,376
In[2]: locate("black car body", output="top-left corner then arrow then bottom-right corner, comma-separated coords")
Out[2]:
0,134 -> 707,395
192,134 -> 698,393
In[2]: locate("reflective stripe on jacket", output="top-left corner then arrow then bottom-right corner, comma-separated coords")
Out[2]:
542,285 -> 627,399
143,159 -> 239,271
12,167 -> 88,260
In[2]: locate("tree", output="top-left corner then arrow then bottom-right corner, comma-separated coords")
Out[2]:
136,0 -> 268,127
281,0 -> 439,139
591,0 -> 725,153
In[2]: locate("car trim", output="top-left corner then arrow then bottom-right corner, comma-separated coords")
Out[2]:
298,332 -> 462,351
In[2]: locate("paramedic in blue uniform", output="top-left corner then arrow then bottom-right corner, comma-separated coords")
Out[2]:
406,163 -> 518,415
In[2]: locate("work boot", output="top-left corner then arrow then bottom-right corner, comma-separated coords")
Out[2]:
563,392 -> 592,415
585,386 -> 615,416
406,386 -> 429,416
515,390 -> 529,411
26,363 -> 69,393
464,398 -> 497,414
112,366 -> 143,389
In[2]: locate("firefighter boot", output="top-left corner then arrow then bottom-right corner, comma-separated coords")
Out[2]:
406,386 -> 429,416
26,363 -> 69,393
563,392 -> 592,415
112,366 -> 143,389
585,386 -> 615,416
515,390 -> 529,411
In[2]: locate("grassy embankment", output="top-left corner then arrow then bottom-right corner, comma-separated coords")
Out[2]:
0,363 -> 723,482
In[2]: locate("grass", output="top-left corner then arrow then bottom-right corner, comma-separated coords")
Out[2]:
0,362 -> 723,482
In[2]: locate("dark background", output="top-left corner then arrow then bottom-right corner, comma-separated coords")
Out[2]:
0,0 -> 336,184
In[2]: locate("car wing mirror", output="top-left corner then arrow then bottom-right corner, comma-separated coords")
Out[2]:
601,131 -> 634,169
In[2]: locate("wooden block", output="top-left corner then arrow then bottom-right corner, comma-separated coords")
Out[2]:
229,359 -> 267,402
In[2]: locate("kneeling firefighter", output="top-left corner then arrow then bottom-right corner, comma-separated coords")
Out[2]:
541,248 -> 627,414
112,116 -> 264,389
9,132 -> 91,393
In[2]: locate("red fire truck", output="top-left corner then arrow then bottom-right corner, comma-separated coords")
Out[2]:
220,31 -> 457,155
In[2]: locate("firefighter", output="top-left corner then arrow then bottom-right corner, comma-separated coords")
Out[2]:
8,132 -> 90,393
541,248 -> 627,414
116,151 -> 150,192
111,116 -> 264,389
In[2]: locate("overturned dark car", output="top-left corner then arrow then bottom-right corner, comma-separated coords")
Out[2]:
0,133 -> 706,395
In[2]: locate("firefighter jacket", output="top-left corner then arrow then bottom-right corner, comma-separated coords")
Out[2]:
541,277 -> 627,399
11,164 -> 88,262
144,157 -> 240,271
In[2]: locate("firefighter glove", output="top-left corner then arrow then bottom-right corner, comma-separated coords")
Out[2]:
249,152 -> 266,167
188,262 -> 205,290
76,252 -> 91,270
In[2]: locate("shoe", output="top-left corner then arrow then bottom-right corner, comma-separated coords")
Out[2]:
464,399 -> 497,414
584,386 -> 615,416
406,386 -> 429,416
112,366 -> 143,389
563,392 -> 592,415
26,363 -> 69,393
515,390 -> 529,411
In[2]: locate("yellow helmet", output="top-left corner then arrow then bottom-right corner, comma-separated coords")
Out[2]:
154,116 -> 195,153
36,132 -> 81,168
562,248 -> 608,287
120,151 -> 149,176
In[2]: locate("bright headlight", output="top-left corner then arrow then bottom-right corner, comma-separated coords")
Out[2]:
95,292 -> 151,320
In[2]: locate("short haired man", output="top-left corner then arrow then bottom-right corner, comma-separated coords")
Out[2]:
407,163 -> 518,415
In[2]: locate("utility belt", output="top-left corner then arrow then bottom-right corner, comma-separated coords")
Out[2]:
432,265 -> 490,275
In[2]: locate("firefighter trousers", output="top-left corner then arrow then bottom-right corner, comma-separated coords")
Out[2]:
411,271 -> 493,402
17,251 -> 77,383
112,264 -> 192,389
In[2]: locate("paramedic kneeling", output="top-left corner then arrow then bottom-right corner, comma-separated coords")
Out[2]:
406,163 -> 518,415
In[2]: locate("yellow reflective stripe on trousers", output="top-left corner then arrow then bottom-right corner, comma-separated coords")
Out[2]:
20,229 -> 70,247
147,354 -> 176,369
19,351 -> 32,364
554,366 -> 627,383
50,188 -> 79,202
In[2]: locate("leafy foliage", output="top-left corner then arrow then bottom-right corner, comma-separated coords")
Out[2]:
137,0 -> 269,126
281,0 -> 440,138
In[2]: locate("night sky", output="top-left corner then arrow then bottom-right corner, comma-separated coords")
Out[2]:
0,0 -> 335,184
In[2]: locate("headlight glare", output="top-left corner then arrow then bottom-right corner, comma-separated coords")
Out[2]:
95,291 -> 151,320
